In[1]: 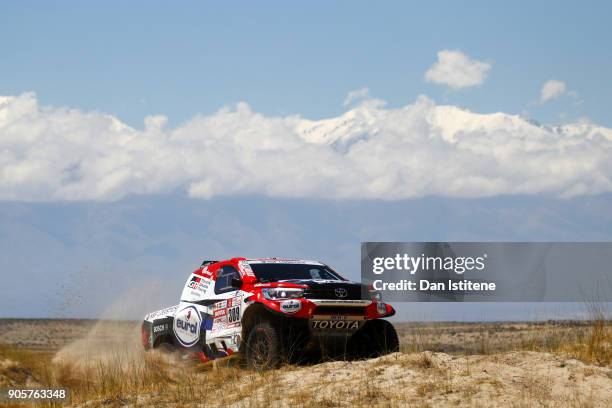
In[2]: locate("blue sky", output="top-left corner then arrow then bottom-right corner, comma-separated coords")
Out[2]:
0,2 -> 611,319
1,1 -> 611,127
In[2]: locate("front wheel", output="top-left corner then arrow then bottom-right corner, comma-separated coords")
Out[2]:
245,321 -> 282,370
347,319 -> 399,359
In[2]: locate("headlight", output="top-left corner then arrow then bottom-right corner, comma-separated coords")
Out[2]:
370,290 -> 382,302
367,283 -> 382,301
262,287 -> 304,300
376,301 -> 388,315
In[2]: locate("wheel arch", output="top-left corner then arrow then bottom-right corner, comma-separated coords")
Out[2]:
153,334 -> 176,348
240,302 -> 311,356
241,303 -> 279,350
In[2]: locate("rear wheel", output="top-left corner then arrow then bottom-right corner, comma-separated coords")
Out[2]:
153,336 -> 177,353
156,342 -> 177,353
245,321 -> 282,370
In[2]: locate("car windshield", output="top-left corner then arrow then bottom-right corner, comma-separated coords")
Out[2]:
249,263 -> 345,282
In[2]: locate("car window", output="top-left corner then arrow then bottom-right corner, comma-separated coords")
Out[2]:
249,263 -> 345,282
214,265 -> 241,294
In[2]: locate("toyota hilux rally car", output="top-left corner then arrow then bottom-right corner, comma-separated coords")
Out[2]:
142,258 -> 398,369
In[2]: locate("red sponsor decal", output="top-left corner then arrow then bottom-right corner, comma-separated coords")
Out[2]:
194,268 -> 213,278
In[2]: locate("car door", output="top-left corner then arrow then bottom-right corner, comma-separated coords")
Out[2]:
207,264 -> 244,354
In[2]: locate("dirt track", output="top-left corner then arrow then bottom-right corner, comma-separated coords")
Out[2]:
0,319 -> 104,350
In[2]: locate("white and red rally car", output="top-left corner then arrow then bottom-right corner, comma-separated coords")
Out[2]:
141,258 -> 398,369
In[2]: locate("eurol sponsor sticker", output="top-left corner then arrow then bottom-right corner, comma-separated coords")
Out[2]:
280,299 -> 301,314
173,306 -> 201,347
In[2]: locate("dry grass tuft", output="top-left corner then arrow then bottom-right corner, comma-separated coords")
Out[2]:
513,307 -> 611,366
397,312 -> 611,366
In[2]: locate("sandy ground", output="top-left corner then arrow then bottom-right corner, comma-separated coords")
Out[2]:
234,351 -> 612,407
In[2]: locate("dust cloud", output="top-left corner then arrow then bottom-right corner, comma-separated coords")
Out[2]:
52,281 -> 177,369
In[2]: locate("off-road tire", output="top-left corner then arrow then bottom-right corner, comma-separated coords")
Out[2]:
348,319 -> 399,359
154,339 -> 177,353
245,321 -> 283,370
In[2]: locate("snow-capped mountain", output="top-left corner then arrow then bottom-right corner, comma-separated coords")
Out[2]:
295,100 -> 612,149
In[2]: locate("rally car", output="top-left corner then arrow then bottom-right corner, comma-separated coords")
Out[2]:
141,258 -> 398,369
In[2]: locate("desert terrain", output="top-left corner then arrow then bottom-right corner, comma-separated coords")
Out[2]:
0,319 -> 610,407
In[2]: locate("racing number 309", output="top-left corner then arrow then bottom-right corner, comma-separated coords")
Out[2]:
228,306 -> 240,323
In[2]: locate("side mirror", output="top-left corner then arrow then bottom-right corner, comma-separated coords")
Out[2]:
231,277 -> 243,288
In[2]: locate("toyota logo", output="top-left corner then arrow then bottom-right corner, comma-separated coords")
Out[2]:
335,288 -> 347,298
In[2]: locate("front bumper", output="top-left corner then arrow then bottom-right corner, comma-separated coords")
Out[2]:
258,295 -> 395,320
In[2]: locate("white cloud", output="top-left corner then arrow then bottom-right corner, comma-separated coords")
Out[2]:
343,87 -> 370,107
0,92 -> 611,202
540,80 -> 567,104
425,50 -> 492,89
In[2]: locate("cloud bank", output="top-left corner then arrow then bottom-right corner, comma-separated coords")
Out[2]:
425,50 -> 492,89
0,93 -> 611,202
